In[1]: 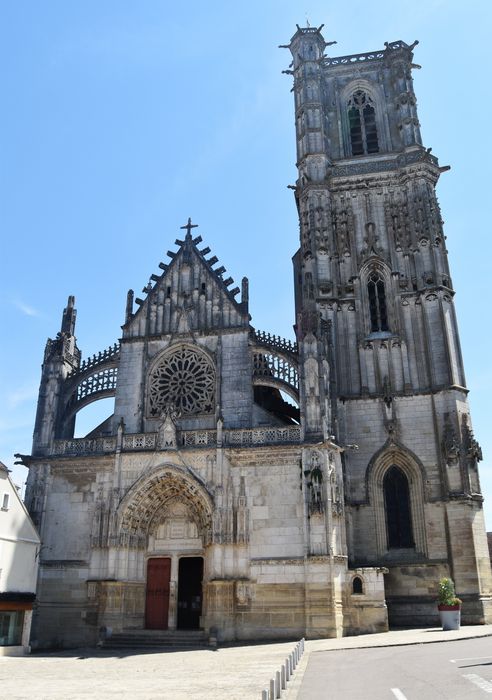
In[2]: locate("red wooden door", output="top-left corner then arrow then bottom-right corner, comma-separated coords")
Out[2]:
145,557 -> 171,629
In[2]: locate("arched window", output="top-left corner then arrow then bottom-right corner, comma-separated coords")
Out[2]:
352,576 -> 363,594
348,91 -> 379,156
383,466 -> 414,548
367,272 -> 389,332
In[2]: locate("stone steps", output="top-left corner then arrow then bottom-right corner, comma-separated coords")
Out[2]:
103,629 -> 211,650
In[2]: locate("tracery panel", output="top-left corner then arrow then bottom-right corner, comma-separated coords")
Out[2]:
147,346 -> 215,417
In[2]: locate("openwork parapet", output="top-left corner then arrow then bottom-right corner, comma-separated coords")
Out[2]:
52,425 -> 301,456
252,330 -> 298,356
68,342 -> 120,378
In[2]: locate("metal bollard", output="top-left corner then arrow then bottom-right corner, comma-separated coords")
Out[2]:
285,657 -> 291,681
291,650 -> 296,670
262,690 -> 268,700
281,664 -> 286,690
270,678 -> 275,700
275,670 -> 281,699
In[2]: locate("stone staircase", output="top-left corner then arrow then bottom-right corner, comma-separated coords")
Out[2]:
102,629 -> 211,651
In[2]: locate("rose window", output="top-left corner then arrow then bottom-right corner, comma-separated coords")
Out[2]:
148,346 -> 215,416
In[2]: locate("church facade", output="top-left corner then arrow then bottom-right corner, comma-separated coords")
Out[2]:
21,26 -> 492,649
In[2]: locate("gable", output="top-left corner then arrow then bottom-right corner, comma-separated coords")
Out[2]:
123,225 -> 249,338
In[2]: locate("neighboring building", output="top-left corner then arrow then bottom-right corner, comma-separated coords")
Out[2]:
0,462 -> 39,655
18,26 -> 492,649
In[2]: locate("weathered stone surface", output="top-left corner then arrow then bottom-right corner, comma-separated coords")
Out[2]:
23,26 -> 492,649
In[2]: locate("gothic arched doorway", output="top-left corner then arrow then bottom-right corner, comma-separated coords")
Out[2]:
117,465 -> 213,631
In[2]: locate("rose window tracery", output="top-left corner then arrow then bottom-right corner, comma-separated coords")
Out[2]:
148,346 -> 215,416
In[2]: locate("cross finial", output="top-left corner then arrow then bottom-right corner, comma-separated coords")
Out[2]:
180,217 -> 198,239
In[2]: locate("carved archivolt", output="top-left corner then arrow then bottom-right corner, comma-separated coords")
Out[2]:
118,466 -> 213,547
147,345 -> 215,417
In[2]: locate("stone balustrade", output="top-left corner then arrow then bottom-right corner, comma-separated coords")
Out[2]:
52,425 -> 301,456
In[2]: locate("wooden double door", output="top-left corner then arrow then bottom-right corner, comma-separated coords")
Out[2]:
145,557 -> 203,630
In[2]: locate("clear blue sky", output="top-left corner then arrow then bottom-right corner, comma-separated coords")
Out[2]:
2,1 -> 491,525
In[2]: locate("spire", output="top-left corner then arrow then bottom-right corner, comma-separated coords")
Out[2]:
60,295 -> 76,335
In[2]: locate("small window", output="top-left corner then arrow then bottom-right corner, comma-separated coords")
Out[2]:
0,611 -> 24,645
347,91 -> 379,156
1,493 -> 9,510
352,576 -> 363,595
367,272 -> 389,332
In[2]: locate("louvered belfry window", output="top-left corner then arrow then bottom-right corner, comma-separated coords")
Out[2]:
348,91 -> 379,156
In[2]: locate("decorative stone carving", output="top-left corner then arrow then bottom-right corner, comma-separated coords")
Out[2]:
235,581 -> 254,609
331,473 -> 343,517
157,407 -> 179,449
332,206 -> 353,257
462,415 -> 483,468
361,221 -> 384,260
304,450 -> 324,514
235,476 -> 249,544
385,196 -> 411,251
442,413 -> 460,465
148,346 -> 215,416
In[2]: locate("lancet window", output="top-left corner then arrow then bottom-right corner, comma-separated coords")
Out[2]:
383,466 -> 414,548
367,272 -> 389,332
352,576 -> 363,595
348,91 -> 379,156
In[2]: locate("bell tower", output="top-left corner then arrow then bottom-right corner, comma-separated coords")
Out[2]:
285,25 -> 492,625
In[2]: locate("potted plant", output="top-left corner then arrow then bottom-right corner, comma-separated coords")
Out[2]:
437,577 -> 461,631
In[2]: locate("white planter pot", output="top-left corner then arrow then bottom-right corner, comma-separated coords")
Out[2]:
438,608 -> 461,631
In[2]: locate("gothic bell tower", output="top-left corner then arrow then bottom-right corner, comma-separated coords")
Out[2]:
285,25 -> 492,625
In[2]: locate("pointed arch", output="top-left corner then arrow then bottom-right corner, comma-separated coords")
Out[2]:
383,466 -> 413,548
352,575 -> 364,595
118,464 -> 214,548
359,258 -> 394,336
366,440 -> 427,556
340,79 -> 388,157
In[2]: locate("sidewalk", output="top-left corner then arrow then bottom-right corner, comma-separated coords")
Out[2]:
1,626 -> 491,700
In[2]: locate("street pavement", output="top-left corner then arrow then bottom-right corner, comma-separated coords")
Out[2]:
294,635 -> 492,699
0,626 -> 491,699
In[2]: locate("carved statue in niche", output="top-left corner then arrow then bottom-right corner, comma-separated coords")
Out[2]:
332,207 -> 353,257
442,413 -> 460,465
304,450 -> 324,514
361,221 -> 383,259
300,206 -> 312,254
157,405 -> 179,449
331,471 -> 343,517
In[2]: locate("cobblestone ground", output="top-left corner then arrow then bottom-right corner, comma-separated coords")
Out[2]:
0,640 -> 300,700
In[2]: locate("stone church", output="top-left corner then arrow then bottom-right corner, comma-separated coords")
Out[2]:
19,25 -> 492,648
